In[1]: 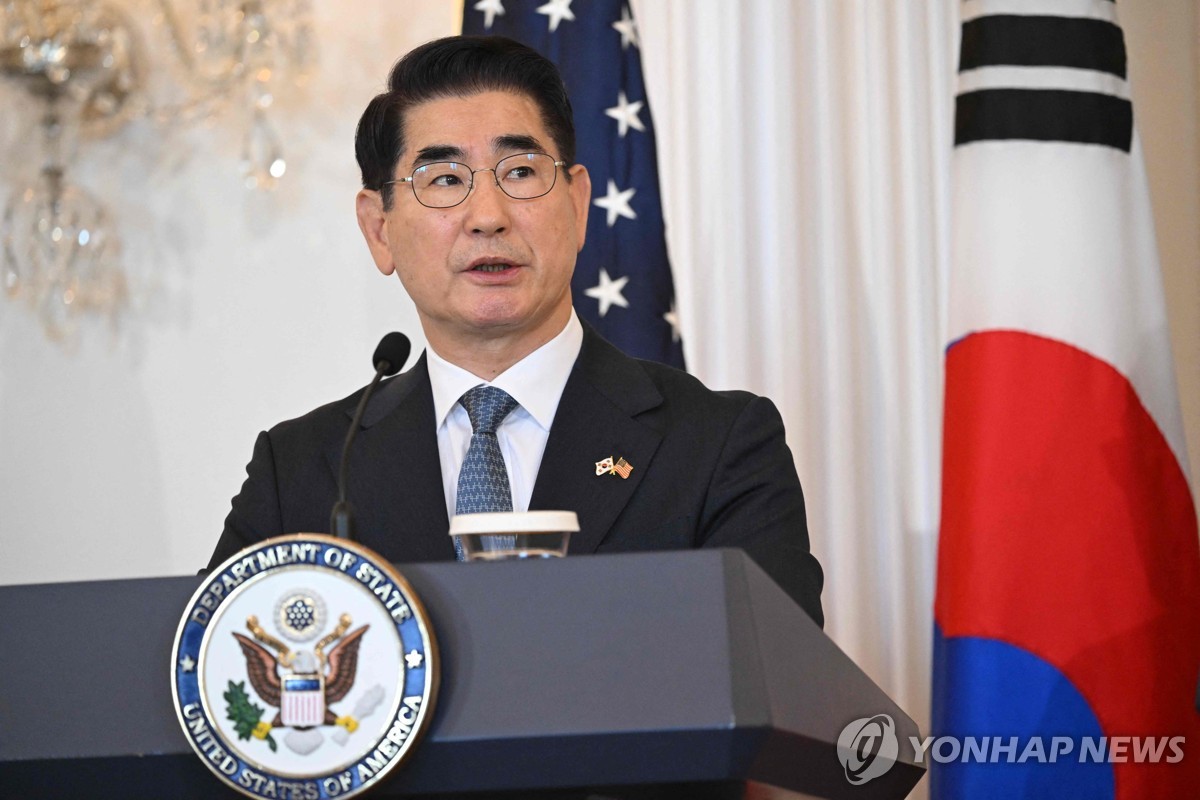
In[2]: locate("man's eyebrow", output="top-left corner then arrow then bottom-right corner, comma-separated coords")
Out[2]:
493,134 -> 546,154
412,145 -> 466,167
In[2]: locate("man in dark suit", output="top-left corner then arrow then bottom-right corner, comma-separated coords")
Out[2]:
209,35 -> 823,626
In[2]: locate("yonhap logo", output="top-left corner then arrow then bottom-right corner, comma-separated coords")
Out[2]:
838,714 -> 899,785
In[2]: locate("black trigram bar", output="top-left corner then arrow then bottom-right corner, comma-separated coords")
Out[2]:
955,89 -> 1133,152
960,15 -> 1126,78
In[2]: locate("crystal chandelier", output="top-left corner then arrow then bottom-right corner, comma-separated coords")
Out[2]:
0,0 -> 313,342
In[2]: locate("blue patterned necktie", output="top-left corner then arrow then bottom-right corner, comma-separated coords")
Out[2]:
454,385 -> 520,560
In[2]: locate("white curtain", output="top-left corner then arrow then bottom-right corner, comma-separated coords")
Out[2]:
634,0 -> 960,732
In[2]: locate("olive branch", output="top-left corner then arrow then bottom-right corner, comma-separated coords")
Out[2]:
224,680 -> 277,752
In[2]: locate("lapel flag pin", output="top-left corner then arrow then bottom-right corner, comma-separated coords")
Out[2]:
595,457 -> 615,476
613,457 -> 633,479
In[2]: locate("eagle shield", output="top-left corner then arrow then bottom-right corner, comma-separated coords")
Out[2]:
280,672 -> 326,728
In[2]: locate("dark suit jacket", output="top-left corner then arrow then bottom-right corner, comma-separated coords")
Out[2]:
210,326 -> 824,626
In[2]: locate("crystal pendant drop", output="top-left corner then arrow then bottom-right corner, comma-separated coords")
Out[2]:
1,192 -> 24,298
241,110 -> 285,190
38,279 -> 76,343
1,171 -> 122,339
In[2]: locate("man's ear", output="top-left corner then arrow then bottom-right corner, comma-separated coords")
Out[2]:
355,189 -> 397,276
568,164 -> 591,252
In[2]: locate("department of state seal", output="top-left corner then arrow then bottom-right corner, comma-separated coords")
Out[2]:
172,534 -> 438,799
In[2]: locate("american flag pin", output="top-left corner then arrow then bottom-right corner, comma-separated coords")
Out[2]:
613,457 -> 633,479
595,457 -> 615,476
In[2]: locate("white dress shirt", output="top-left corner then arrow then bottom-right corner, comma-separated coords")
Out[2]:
427,310 -> 583,521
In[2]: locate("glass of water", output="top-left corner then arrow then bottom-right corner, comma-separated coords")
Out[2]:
449,511 -> 578,561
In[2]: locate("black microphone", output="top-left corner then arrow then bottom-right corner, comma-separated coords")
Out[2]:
331,332 -> 411,540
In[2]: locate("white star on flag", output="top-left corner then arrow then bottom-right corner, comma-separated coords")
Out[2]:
605,90 -> 645,138
663,304 -> 681,343
593,179 -> 637,227
536,0 -> 575,33
612,5 -> 639,50
473,0 -> 505,30
585,268 -> 630,317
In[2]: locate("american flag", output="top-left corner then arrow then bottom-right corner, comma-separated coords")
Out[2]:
463,0 -> 685,368
613,456 -> 632,479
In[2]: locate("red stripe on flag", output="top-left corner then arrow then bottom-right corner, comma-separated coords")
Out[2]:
936,330 -> 1200,795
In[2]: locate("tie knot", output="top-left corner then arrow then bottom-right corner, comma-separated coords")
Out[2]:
459,385 -> 519,434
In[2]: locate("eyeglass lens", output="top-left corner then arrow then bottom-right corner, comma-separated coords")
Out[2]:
411,153 -> 558,207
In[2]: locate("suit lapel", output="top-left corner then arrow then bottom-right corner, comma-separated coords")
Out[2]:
530,326 -> 664,554
326,354 -> 454,562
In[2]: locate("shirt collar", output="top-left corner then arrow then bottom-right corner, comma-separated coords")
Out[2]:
427,309 -> 583,431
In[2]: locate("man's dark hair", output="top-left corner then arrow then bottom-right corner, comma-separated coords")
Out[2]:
355,35 -> 576,209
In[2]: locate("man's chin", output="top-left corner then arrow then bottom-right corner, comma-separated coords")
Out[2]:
462,304 -> 528,331
453,303 -> 568,343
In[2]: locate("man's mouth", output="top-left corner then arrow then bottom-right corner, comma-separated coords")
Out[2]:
467,258 -> 519,273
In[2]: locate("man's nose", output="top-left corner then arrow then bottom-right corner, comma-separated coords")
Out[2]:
463,169 -> 509,234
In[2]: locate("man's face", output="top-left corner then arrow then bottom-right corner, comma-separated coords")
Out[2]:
357,90 -> 590,354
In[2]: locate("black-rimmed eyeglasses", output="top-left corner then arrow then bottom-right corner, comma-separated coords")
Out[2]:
383,152 -> 567,209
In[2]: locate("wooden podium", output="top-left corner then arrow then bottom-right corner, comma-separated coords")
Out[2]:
0,549 -> 925,798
